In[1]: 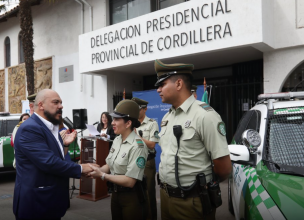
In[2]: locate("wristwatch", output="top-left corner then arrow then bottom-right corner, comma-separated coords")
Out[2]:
101,173 -> 106,181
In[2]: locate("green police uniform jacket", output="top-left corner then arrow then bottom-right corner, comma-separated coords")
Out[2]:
106,131 -> 148,180
138,116 -> 160,153
158,95 -> 230,187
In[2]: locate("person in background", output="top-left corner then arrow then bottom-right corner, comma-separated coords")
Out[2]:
132,97 -> 159,220
11,113 -> 30,168
97,112 -> 116,148
88,100 -> 149,220
27,93 -> 36,115
191,85 -> 198,99
59,120 -> 78,160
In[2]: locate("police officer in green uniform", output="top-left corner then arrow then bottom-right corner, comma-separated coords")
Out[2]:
191,85 -> 198,99
154,59 -> 232,220
132,97 -> 159,220
88,99 -> 149,220
27,93 -> 36,115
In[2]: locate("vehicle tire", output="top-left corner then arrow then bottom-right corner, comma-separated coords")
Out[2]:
228,177 -> 235,215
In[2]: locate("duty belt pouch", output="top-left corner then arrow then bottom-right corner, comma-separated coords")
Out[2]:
196,174 -> 213,216
156,173 -> 160,185
207,182 -> 222,208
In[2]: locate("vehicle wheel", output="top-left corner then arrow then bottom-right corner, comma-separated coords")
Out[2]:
228,177 -> 235,215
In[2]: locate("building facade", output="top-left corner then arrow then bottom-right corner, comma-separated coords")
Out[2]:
0,0 -> 304,140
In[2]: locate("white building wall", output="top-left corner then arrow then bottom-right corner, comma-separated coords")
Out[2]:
0,16 -> 20,68
264,46 -> 304,93
272,0 -> 304,49
0,0 -> 114,126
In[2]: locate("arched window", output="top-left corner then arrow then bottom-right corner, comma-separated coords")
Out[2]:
5,37 -> 11,67
19,33 -> 24,63
281,62 -> 304,92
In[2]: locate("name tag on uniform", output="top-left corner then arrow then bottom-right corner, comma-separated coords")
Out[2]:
161,120 -> 168,127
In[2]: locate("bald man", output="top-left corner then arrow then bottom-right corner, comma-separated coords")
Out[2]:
13,89 -> 93,220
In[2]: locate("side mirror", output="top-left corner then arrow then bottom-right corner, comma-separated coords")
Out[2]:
228,145 -> 250,162
242,129 -> 261,154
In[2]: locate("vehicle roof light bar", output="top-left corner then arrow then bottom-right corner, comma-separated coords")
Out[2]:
258,92 -> 304,100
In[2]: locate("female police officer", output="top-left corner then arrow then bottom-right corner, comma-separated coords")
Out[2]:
88,99 -> 149,220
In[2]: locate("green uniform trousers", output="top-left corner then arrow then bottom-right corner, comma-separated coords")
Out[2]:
111,190 -> 148,220
160,188 -> 216,220
144,158 -> 157,220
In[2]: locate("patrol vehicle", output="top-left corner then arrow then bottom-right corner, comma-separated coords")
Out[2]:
0,112 -> 81,174
228,92 -> 304,220
0,112 -> 20,173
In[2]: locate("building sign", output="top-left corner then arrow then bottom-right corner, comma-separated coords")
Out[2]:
59,65 -> 74,83
79,0 -> 266,73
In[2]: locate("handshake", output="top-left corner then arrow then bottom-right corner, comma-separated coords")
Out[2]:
80,163 -> 105,179
81,163 -> 99,174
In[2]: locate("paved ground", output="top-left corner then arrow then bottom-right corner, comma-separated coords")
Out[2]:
0,172 -> 235,220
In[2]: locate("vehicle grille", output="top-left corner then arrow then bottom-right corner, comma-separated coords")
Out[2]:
265,107 -> 304,172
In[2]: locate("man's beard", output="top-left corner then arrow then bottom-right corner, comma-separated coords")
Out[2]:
44,109 -> 62,125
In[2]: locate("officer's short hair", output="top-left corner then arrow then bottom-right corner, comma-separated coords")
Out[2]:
169,74 -> 192,91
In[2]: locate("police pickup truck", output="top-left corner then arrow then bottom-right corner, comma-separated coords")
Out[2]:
0,112 -> 20,173
228,92 -> 304,220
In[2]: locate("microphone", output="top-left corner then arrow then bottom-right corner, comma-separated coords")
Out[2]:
63,117 -> 73,132
93,121 -> 99,125
138,130 -> 143,137
173,125 -> 182,144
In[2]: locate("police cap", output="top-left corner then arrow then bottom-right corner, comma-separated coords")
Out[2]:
27,93 -> 37,102
154,59 -> 194,86
131,97 -> 148,108
110,99 -> 139,119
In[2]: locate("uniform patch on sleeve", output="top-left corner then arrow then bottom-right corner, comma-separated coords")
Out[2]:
217,122 -> 226,136
154,131 -> 160,139
200,103 -> 213,111
161,120 -> 168,127
136,139 -> 144,147
136,156 -> 146,168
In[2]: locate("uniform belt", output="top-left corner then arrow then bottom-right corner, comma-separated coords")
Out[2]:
160,182 -> 199,198
147,152 -> 156,161
112,183 -> 138,193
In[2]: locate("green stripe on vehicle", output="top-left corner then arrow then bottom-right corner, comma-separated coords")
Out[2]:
244,166 -> 285,220
274,107 -> 304,114
2,137 -> 14,167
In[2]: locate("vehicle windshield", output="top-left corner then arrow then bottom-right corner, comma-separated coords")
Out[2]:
265,107 -> 304,174
0,119 -> 19,137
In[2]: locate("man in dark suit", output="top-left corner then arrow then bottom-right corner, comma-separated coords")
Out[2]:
13,89 -> 93,220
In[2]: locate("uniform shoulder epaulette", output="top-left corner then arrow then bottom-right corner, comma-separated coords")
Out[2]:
136,139 -> 144,148
148,118 -> 155,122
199,103 -> 214,112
